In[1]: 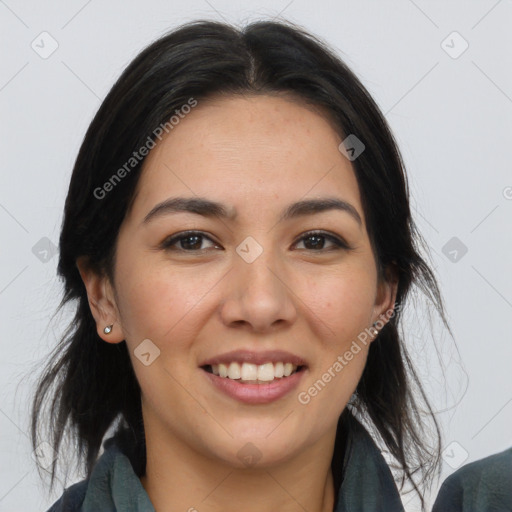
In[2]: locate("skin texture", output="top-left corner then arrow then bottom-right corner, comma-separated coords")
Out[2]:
78,94 -> 398,512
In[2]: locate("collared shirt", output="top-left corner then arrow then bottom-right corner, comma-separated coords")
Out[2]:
46,416 -> 405,512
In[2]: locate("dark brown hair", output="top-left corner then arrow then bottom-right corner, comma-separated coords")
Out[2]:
31,19 -> 450,509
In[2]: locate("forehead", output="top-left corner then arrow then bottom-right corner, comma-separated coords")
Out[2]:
129,94 -> 364,225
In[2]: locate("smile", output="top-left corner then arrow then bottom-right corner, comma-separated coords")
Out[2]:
201,364 -> 307,404
203,361 -> 303,383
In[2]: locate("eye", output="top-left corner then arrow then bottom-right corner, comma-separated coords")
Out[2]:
293,230 -> 351,251
160,230 -> 351,253
160,231 -> 221,252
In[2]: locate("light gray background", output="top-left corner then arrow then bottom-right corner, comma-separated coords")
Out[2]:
1,1 -> 511,510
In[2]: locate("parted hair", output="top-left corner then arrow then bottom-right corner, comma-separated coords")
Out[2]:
31,19 -> 450,509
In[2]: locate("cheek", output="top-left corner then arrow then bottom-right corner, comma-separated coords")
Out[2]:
300,266 -> 376,342
114,258 -> 212,342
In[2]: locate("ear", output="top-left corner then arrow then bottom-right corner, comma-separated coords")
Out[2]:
371,263 -> 399,336
76,256 -> 124,344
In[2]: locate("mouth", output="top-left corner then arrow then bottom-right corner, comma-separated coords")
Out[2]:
201,362 -> 307,384
199,349 -> 308,403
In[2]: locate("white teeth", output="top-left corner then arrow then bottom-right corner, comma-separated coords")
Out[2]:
283,362 -> 293,377
209,361 -> 299,382
228,362 -> 241,379
240,363 -> 258,380
257,362 -> 275,381
218,363 -> 228,377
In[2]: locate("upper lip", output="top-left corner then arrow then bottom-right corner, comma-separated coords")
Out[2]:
199,350 -> 307,367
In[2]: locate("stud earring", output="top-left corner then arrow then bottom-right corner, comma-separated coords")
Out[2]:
370,322 -> 379,337
103,324 -> 113,334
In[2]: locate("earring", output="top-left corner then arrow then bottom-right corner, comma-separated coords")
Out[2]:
370,322 -> 379,337
103,324 -> 113,334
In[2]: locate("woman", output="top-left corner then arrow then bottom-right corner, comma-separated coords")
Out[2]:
32,20 -> 449,512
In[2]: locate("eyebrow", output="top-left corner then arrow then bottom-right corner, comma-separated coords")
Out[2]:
142,196 -> 362,228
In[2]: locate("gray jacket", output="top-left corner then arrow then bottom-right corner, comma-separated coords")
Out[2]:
432,447 -> 512,512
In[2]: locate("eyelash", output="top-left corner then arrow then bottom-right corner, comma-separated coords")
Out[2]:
160,230 -> 352,253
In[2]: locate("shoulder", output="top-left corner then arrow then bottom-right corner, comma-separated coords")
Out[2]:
45,429 -> 140,512
334,414 -> 405,512
45,480 -> 88,512
433,447 -> 512,512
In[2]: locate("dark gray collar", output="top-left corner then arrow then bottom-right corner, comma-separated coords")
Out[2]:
47,416 -> 404,512
334,417 -> 404,511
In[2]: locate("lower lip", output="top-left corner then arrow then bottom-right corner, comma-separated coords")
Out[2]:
201,368 -> 307,404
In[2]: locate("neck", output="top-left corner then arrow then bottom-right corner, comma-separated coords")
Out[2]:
140,416 -> 338,512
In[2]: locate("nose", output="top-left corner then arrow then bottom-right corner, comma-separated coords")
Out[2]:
219,247 -> 298,333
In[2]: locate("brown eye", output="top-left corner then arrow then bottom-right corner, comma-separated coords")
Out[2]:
161,231 -> 221,252
294,231 -> 351,251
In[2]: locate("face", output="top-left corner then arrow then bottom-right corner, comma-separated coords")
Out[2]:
83,94 -> 396,468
